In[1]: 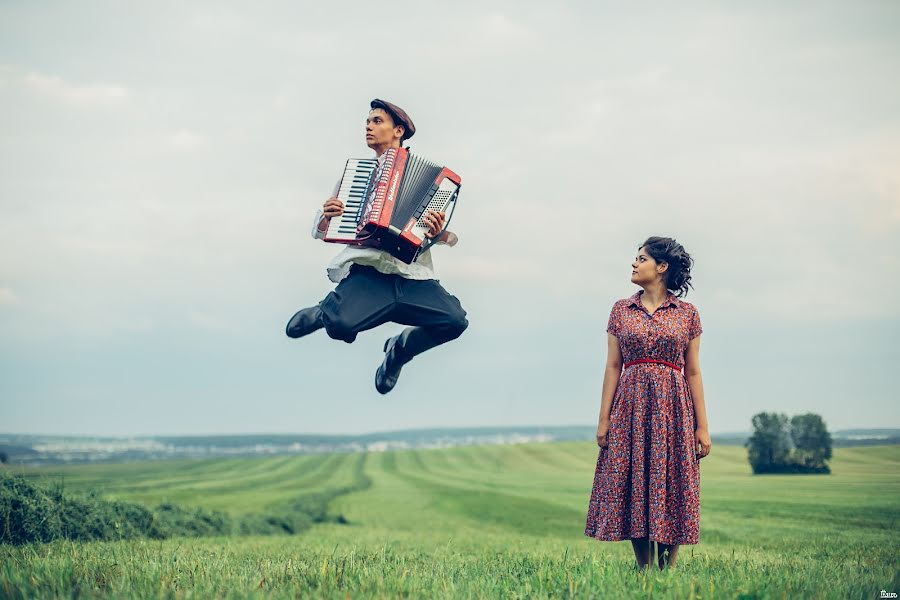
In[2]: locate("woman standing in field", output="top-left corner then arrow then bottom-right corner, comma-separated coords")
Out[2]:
584,237 -> 711,569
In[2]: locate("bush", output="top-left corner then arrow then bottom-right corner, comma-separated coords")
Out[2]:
151,503 -> 233,538
237,511 -> 313,536
0,476 -> 64,544
0,476 -> 233,545
58,493 -> 156,541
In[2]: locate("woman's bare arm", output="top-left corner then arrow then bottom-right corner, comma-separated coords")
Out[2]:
684,336 -> 711,458
596,333 -> 623,447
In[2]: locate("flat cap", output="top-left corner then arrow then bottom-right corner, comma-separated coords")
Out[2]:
370,98 -> 416,141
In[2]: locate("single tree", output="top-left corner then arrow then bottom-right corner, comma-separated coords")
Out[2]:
746,412 -> 792,473
790,413 -> 832,472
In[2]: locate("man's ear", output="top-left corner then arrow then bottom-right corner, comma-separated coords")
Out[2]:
395,125 -> 405,140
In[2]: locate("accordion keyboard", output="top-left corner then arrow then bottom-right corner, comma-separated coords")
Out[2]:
325,158 -> 378,241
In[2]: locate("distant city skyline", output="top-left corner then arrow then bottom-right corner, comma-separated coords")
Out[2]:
1,1 -> 898,435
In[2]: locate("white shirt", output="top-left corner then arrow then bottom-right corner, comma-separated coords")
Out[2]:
311,151 -> 437,283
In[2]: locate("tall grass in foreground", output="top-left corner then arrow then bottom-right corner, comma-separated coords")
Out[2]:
2,534 -> 896,599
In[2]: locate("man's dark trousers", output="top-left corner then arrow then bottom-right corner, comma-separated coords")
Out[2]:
319,265 -> 468,363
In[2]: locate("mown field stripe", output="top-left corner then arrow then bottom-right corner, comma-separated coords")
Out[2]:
14,455 -> 302,498
377,448 -> 588,538
397,445 -> 593,503
82,455 -> 314,495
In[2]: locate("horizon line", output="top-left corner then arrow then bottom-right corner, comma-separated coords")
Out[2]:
2,424 -> 899,439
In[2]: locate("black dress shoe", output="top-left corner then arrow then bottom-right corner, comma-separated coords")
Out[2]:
375,332 -> 407,394
285,306 -> 323,338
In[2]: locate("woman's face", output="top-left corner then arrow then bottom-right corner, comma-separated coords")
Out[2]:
631,246 -> 667,287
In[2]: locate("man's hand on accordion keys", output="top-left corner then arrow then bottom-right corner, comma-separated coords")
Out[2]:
323,197 -> 344,219
422,210 -> 457,246
422,210 -> 445,238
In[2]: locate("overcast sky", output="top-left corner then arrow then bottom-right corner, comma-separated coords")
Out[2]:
1,1 -> 898,436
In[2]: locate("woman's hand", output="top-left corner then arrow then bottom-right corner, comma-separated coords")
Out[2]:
596,419 -> 610,448
695,428 -> 711,459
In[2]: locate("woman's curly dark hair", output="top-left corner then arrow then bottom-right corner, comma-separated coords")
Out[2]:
640,236 -> 694,297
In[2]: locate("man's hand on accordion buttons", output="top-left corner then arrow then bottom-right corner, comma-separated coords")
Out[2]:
323,197 -> 344,219
423,210 -> 446,238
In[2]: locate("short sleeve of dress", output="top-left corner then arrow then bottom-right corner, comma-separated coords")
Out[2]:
689,306 -> 703,340
606,302 -> 622,337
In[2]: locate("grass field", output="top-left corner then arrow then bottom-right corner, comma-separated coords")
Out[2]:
2,443 -> 898,599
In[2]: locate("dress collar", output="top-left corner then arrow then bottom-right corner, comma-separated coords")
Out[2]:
627,290 -> 681,312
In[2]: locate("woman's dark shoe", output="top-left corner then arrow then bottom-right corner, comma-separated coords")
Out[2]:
285,306 -> 324,338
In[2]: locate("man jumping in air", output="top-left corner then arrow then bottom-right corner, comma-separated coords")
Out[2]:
285,99 -> 468,394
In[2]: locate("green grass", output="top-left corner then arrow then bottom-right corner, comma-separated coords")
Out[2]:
2,444 -> 898,598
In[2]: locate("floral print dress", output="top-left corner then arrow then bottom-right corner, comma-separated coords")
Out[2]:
585,291 -> 703,545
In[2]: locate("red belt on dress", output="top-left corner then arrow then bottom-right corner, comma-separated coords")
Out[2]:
623,358 -> 682,371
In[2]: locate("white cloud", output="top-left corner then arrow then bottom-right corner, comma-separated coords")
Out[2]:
477,13 -> 534,43
273,94 -> 290,109
169,129 -> 206,150
0,287 -> 17,305
444,256 -> 537,285
23,72 -> 129,107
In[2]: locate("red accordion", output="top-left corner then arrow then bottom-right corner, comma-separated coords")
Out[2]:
323,148 -> 461,264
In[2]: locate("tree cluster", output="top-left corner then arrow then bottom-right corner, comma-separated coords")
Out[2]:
745,412 -> 832,474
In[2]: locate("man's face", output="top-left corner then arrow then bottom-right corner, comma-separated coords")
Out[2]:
365,108 -> 404,149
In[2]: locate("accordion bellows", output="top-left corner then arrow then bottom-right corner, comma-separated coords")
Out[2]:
323,148 -> 461,264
